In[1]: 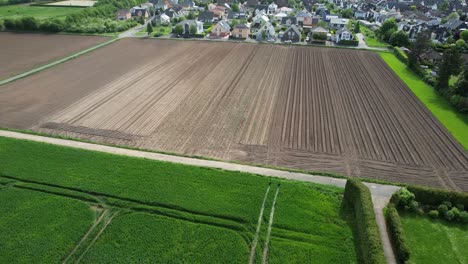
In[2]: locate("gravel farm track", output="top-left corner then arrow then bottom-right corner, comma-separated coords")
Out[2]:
0,32 -> 109,80
0,38 -> 467,191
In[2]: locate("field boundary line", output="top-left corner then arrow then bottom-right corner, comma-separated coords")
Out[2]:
0,38 -> 118,86
62,209 -> 109,264
249,185 -> 271,264
262,185 -> 280,264
75,210 -> 120,263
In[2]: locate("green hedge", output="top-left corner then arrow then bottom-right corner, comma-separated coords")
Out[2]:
339,39 -> 359,46
385,204 -> 410,264
343,179 -> 386,264
407,185 -> 468,208
392,46 -> 409,65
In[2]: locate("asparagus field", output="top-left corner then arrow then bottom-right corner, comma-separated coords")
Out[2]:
0,38 -> 467,190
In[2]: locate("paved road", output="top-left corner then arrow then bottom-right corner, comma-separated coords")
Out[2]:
356,33 -> 387,51
0,130 -> 399,263
118,16 -> 154,38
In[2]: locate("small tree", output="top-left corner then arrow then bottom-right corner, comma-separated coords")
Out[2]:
189,24 -> 197,35
187,12 -> 196,19
455,64 -> 468,96
461,30 -> 468,41
174,24 -> 183,35
354,21 -> 360,33
341,8 -> 354,19
231,3 -> 240,12
456,39 -> 465,47
378,18 -> 397,41
230,19 -> 239,28
262,29 -> 267,40
389,30 -> 409,47
437,45 -> 463,90
147,23 -> 153,34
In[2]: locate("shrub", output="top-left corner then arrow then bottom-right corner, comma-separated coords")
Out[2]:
428,210 -> 439,218
385,204 -> 411,263
445,210 -> 455,221
393,46 -> 409,65
449,207 -> 460,220
438,204 -> 449,214
455,204 -> 465,211
442,201 -> 452,208
406,185 -> 468,208
339,39 -> 359,46
342,179 -> 386,264
459,211 -> 468,223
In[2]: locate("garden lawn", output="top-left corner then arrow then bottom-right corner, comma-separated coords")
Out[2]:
400,213 -> 468,264
0,187 -> 94,263
380,52 -> 468,149
361,26 -> 388,48
0,5 -> 80,20
81,212 -> 249,263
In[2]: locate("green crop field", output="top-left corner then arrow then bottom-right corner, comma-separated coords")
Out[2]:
380,52 -> 468,149
0,136 -> 358,262
400,213 -> 468,264
0,5 -> 80,20
0,187 -> 94,263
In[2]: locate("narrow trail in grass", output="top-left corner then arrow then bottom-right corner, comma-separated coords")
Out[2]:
249,185 -> 271,264
62,209 -> 109,264
262,185 -> 280,264
76,210 -> 120,263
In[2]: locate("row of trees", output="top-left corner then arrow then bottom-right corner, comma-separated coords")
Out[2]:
2,0 -> 146,33
376,18 -> 410,47
407,31 -> 468,112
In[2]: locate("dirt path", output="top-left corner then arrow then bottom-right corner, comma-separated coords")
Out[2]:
0,130 -> 400,264
262,185 -> 280,264
249,185 -> 271,264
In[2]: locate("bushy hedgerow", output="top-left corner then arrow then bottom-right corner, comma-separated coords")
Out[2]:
339,39 -> 359,46
406,185 -> 468,208
342,179 -> 386,264
385,204 -> 411,264
392,186 -> 468,223
392,46 -> 409,64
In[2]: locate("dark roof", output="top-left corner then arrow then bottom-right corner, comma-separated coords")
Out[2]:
163,10 -> 175,18
281,17 -> 297,25
276,0 -> 289,7
234,23 -> 250,28
253,4 -> 269,11
247,0 -> 259,6
443,19 -> 464,30
198,11 -> 214,21
227,11 -> 246,19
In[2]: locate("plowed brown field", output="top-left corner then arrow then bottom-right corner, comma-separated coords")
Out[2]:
1,38 -> 467,190
0,32 -> 109,80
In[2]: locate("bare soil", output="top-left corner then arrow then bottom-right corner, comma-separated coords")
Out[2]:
1,38 -> 467,190
0,32 -> 109,80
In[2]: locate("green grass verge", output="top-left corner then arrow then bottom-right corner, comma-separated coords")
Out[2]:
0,136 -> 358,262
0,5 -> 81,20
400,212 -> 468,264
361,27 -> 388,48
0,187 -> 94,263
379,52 -> 468,149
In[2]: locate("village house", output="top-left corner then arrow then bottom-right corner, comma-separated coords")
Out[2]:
281,24 -> 301,42
335,27 -> 352,43
176,19 -> 204,34
232,23 -> 250,38
210,20 -> 231,38
116,9 -> 131,20
329,17 -> 348,29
